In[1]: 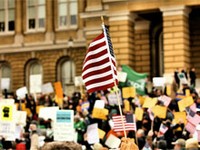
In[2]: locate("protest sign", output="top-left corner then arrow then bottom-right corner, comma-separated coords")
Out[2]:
1,78 -> 10,90
178,96 -> 194,112
14,111 -> 27,126
152,105 -> 167,119
118,71 -> 127,82
178,73 -> 188,84
74,76 -> 84,86
16,87 -> 28,99
122,87 -> 136,98
135,107 -> 144,121
153,77 -> 166,87
39,106 -> 59,121
124,99 -> 130,112
98,128 -> 106,139
54,110 -> 74,141
41,82 -> 54,94
94,100 -> 105,109
105,134 -> 121,149
107,92 -> 122,106
30,74 -> 42,93
54,82 -> 63,99
87,123 -> 99,144
142,97 -> 158,108
173,112 -> 186,124
92,108 -> 108,120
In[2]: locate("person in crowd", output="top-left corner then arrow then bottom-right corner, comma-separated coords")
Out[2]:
174,68 -> 180,88
189,67 -> 197,88
29,120 -> 39,150
172,138 -> 186,150
181,68 -> 188,80
74,115 -> 86,145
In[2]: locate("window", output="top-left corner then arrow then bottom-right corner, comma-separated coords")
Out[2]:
26,60 -> 43,93
0,0 -> 15,33
57,57 -> 76,96
0,63 -> 11,91
58,0 -> 77,28
27,0 -> 46,31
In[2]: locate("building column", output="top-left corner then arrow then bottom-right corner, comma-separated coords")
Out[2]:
14,0 -> 23,45
108,12 -> 136,68
161,6 -> 191,74
45,0 -> 54,43
134,20 -> 150,74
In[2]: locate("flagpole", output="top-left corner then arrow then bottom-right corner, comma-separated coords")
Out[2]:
101,16 -> 127,138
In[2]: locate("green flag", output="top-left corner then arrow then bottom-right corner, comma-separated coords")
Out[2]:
120,65 -> 148,95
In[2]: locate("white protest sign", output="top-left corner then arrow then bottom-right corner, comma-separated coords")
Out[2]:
1,78 -> 10,90
30,74 -> 42,93
107,92 -> 122,106
41,82 -> 54,94
153,77 -> 166,87
74,76 -> 84,86
118,71 -> 127,82
178,73 -> 188,84
105,134 -> 121,149
94,100 -> 105,108
14,111 -> 27,126
54,110 -> 74,141
39,106 -> 59,121
87,123 -> 99,144
0,99 -> 14,105
16,87 -> 28,99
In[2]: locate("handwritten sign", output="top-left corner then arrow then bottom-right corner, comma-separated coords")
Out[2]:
152,105 -> 167,119
122,87 -> 136,98
143,97 -> 158,108
92,108 -> 108,120
135,107 -> 144,121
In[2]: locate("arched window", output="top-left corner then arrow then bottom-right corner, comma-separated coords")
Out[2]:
0,63 -> 11,91
26,60 -> 43,93
57,57 -> 75,96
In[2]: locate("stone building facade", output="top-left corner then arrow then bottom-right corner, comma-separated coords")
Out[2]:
0,0 -> 200,95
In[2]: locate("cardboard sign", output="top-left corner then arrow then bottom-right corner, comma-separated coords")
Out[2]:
94,100 -> 105,109
153,77 -> 165,87
135,107 -> 144,121
142,97 -> 158,108
173,112 -> 186,124
122,87 -> 136,98
92,108 -> 108,120
30,74 -> 42,93
98,128 -> 106,139
15,111 -> 27,126
41,82 -> 54,94
87,123 -> 99,144
124,99 -> 130,112
74,76 -> 84,86
39,106 -> 59,121
178,73 -> 187,84
54,82 -> 63,99
107,92 -> 122,106
118,71 -> 127,82
152,105 -> 167,119
1,78 -> 10,90
16,87 -> 28,99
178,96 -> 194,112
54,110 -> 74,141
105,134 -> 121,149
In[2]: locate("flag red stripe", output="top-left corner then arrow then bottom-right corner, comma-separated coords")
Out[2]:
84,74 -> 113,86
87,83 -> 115,93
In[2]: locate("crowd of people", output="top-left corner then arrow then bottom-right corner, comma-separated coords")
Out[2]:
0,67 -> 199,150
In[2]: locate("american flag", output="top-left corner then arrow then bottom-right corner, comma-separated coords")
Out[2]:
112,114 -> 136,132
159,123 -> 168,135
158,95 -> 172,107
82,25 -> 118,93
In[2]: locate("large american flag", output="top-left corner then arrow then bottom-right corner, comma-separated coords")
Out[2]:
112,114 -> 136,132
82,25 -> 118,93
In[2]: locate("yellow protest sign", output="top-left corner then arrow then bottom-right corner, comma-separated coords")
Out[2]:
173,112 -> 186,124
1,105 -> 13,121
98,128 -> 106,139
122,87 -> 136,99
135,107 -> 144,121
142,97 -> 158,108
185,89 -> 190,96
166,85 -> 171,96
92,108 -> 108,120
178,96 -> 194,111
124,100 -> 130,112
54,82 -> 63,99
138,96 -> 145,105
152,105 -> 167,119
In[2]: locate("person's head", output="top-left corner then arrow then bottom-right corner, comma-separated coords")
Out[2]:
172,138 -> 185,150
157,140 -> 167,150
29,120 -> 38,131
185,138 -> 199,150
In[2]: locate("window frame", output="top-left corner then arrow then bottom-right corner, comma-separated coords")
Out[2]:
27,0 -> 46,32
57,0 -> 78,30
0,0 -> 15,35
